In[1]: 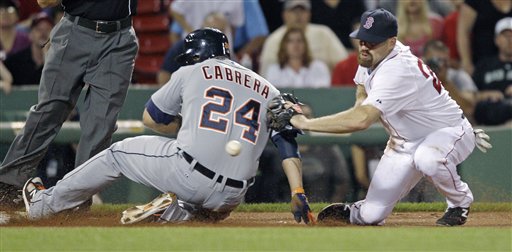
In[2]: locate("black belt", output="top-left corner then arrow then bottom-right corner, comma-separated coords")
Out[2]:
64,13 -> 131,33
180,149 -> 254,189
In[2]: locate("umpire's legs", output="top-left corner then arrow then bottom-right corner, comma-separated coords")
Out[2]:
0,17 -> 87,187
76,27 -> 138,167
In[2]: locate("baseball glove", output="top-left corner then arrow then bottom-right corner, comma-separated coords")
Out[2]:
266,93 -> 303,131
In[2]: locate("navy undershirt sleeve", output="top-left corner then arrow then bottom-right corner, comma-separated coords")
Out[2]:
271,130 -> 301,160
145,99 -> 175,125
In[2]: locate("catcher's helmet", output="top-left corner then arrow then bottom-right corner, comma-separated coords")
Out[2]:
176,27 -> 231,65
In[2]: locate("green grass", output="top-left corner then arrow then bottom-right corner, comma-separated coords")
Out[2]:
2,203 -> 510,251
1,227 -> 511,251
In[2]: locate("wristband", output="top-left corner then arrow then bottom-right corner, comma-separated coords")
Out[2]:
292,187 -> 305,195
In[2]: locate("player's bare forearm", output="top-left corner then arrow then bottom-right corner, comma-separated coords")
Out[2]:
457,4 -> 476,74
142,110 -> 181,135
37,0 -> 61,8
354,84 -> 367,107
282,158 -> 303,192
291,105 -> 381,134
283,157 -> 316,225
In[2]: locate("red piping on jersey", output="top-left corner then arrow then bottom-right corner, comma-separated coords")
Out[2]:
443,125 -> 467,193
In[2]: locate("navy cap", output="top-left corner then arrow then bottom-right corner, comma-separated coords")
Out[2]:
350,8 -> 397,44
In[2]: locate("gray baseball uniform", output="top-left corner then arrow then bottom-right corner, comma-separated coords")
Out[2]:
26,58 -> 281,220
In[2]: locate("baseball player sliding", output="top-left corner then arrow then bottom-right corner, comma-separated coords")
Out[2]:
21,28 -> 315,225
269,8 -> 492,226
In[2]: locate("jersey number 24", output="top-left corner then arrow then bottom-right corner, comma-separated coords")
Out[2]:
200,87 -> 261,144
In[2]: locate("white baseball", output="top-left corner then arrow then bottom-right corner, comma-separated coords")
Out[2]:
225,140 -> 242,156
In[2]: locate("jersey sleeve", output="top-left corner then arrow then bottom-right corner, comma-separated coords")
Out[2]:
353,66 -> 367,85
362,64 -> 417,116
150,68 -> 186,116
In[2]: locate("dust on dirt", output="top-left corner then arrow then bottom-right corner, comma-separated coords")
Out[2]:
1,210 -> 510,227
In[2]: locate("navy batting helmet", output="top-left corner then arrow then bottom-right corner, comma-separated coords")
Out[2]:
175,27 -> 231,65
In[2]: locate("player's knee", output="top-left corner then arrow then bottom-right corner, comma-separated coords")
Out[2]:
414,148 -> 443,177
359,204 -> 387,225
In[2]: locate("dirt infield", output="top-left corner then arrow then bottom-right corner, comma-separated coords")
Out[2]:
1,211 -> 511,227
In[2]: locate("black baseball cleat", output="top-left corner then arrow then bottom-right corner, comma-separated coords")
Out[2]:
436,207 -> 470,226
22,177 -> 46,214
317,203 -> 352,223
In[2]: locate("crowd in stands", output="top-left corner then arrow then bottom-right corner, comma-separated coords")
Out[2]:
1,0 -> 511,202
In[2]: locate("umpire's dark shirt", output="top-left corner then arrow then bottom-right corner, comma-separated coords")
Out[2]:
61,0 -> 138,21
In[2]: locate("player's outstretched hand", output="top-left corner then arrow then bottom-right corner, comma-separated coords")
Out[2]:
290,188 -> 316,225
267,93 -> 303,132
474,129 -> 492,153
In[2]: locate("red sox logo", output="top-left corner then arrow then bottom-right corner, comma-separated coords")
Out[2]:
363,17 -> 374,29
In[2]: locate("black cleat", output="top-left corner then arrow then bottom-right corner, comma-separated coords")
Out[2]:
436,207 -> 470,226
317,203 -> 351,223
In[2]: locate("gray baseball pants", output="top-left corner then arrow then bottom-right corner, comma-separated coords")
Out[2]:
0,14 -> 138,187
26,136 -> 248,220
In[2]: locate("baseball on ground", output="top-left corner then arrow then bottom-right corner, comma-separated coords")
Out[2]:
225,140 -> 242,156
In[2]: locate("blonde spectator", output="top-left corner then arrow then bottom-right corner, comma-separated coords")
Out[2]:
396,0 -> 443,57
264,27 -> 330,88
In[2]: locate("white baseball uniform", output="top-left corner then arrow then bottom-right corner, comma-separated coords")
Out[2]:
349,42 -> 476,225
26,58 -> 281,220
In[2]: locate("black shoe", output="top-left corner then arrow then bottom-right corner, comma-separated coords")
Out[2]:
436,207 -> 470,226
22,177 -> 45,214
317,203 -> 351,223
0,182 -> 23,209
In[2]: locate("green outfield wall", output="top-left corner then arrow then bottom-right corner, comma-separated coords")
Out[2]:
1,86 -> 510,202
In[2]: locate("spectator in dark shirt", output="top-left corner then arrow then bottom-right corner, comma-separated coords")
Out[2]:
472,17 -> 512,125
310,0 -> 366,50
457,0 -> 512,75
4,12 -> 53,85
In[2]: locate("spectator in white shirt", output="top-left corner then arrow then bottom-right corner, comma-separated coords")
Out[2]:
259,0 -> 348,76
264,27 -> 330,88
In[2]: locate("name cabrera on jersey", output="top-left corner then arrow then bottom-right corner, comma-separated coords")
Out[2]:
150,58 -> 280,180
354,42 -> 464,141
